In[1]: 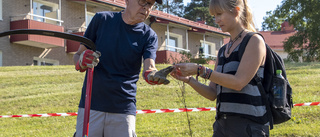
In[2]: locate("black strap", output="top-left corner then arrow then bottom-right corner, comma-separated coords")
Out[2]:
0,29 -> 96,51
238,32 -> 258,60
254,76 -> 274,129
238,32 -> 274,129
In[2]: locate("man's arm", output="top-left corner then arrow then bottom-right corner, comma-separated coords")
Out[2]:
142,58 -> 157,79
73,45 -> 88,65
142,58 -> 173,85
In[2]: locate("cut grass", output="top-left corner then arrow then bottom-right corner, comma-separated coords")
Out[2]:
0,63 -> 319,137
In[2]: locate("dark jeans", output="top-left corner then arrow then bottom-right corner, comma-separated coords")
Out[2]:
213,115 -> 269,137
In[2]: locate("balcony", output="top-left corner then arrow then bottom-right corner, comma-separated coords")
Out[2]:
10,18 -> 64,49
66,32 -> 85,54
156,50 -> 190,64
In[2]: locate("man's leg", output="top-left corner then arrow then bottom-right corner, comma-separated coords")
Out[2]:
104,113 -> 136,137
75,108 -> 105,137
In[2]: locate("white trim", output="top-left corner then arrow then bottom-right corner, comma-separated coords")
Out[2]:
0,0 -> 2,21
186,29 -> 189,50
29,13 -> 63,23
30,0 -> 33,16
85,2 -> 87,27
166,24 -> 170,50
86,11 -> 95,27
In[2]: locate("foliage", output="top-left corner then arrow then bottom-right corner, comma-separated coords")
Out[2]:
156,0 -> 219,27
156,0 -> 185,17
183,0 -> 219,27
0,64 -> 320,136
261,0 -> 320,62
178,50 -> 215,64
261,10 -> 287,31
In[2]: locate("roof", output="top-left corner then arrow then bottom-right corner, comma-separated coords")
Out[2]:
94,0 -> 229,36
259,31 -> 296,50
223,31 -> 297,50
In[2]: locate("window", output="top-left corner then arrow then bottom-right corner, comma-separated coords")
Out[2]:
33,0 -> 59,24
165,32 -> 183,52
0,0 -> 2,20
201,40 -> 216,59
86,12 -> 95,27
167,36 -> 178,52
33,57 -> 59,66
203,43 -> 211,58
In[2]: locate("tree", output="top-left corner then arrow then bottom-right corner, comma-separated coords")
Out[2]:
262,0 -> 320,62
157,0 -> 185,17
183,0 -> 219,27
261,10 -> 287,31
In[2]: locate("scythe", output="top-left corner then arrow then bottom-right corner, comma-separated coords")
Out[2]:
0,29 -> 95,137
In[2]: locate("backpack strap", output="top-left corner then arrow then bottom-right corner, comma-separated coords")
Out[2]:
238,32 -> 262,60
238,32 -> 255,60
254,76 -> 274,129
238,32 -> 274,129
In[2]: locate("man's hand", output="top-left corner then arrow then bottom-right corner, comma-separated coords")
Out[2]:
144,66 -> 174,85
76,49 -> 101,72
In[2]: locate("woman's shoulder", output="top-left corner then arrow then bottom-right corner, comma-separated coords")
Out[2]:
245,32 -> 265,48
249,33 -> 265,43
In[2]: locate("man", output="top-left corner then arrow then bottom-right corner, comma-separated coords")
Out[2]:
72,0 -> 173,136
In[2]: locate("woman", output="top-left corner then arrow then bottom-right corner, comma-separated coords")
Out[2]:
171,0 -> 269,136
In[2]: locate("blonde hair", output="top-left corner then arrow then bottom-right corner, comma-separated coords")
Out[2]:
209,0 -> 256,32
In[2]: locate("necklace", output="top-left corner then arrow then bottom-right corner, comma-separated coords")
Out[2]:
227,30 -> 244,54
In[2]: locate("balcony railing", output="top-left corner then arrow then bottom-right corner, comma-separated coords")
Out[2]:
165,45 -> 190,52
202,53 -> 217,58
10,13 -> 64,26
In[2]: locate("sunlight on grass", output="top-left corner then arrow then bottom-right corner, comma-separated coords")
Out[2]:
0,63 -> 319,137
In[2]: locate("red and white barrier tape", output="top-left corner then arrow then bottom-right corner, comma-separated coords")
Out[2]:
0,102 -> 319,118
293,102 -> 320,106
136,107 -> 216,114
0,113 -> 78,118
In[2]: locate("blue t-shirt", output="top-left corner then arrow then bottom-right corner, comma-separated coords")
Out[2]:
79,11 -> 158,115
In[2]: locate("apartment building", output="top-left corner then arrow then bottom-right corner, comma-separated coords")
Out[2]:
0,0 -> 229,66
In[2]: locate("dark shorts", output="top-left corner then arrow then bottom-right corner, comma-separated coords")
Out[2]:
213,115 -> 269,137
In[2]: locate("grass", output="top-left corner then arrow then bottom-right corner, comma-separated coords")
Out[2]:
0,63 -> 319,137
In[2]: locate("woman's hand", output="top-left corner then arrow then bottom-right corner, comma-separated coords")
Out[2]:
170,66 -> 192,83
173,63 -> 198,76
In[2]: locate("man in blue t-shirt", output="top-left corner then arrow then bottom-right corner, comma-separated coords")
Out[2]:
72,0 -> 173,136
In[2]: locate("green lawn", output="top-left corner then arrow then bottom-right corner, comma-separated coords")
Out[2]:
0,63 -> 319,137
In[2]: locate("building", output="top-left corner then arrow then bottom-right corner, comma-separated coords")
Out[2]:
0,0 -> 229,67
